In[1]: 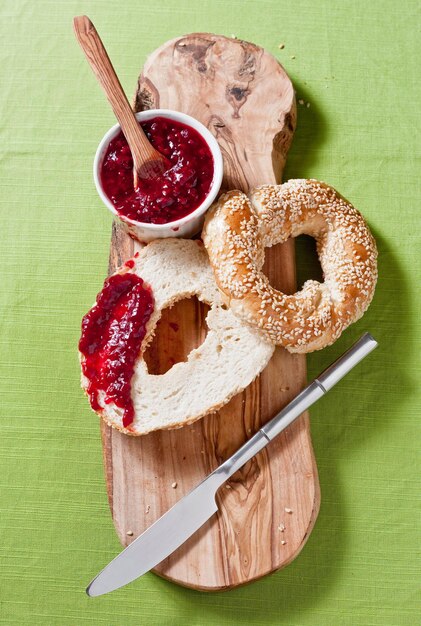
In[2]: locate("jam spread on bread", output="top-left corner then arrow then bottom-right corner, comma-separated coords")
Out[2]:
79,272 -> 154,428
100,116 -> 214,224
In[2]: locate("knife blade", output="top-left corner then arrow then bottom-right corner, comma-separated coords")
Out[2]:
87,332 -> 377,597
87,477 -> 219,597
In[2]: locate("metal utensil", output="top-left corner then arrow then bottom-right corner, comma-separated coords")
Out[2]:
87,332 -> 378,597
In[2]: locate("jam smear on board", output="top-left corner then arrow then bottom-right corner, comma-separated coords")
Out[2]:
100,116 -> 214,225
79,273 -> 154,428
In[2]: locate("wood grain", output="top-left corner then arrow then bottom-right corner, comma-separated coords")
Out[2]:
101,33 -> 320,591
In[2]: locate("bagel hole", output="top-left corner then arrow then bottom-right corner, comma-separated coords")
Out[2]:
295,235 -> 324,289
263,237 -> 323,293
143,296 -> 210,375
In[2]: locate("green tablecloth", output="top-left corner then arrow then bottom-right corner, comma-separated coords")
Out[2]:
1,1 -> 419,624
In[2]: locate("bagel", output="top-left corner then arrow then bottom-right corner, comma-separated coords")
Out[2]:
79,238 -> 274,435
202,179 -> 377,353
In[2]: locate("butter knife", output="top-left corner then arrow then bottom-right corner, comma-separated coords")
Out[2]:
87,332 -> 377,597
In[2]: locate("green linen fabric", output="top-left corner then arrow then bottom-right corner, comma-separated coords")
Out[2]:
0,1 -> 420,624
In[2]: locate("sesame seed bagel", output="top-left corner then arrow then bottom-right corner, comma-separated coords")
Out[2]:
202,179 -> 377,353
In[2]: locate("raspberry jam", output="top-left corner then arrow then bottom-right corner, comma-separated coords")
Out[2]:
100,116 -> 214,224
79,272 -> 154,428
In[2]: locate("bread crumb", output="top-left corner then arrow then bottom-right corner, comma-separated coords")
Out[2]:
278,523 -> 285,532
171,482 -> 178,489
278,43 -> 285,49
281,540 -> 287,545
285,507 -> 293,514
226,484 -> 231,489
145,505 -> 150,514
126,530 -> 133,536
231,34 -> 237,39
290,55 -> 295,59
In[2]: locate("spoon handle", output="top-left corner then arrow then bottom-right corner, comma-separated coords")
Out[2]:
73,15 -> 163,180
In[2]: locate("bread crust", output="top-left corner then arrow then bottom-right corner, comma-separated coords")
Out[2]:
202,179 -> 377,353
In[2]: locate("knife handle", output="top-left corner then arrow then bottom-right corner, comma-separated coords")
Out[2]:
262,332 -> 378,441
213,429 -> 270,484
315,332 -> 378,391
214,333 -> 378,481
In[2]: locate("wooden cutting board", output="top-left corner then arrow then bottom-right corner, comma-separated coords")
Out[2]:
101,33 -> 320,591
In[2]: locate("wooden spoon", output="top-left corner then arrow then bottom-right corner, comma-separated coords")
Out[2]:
73,15 -> 167,185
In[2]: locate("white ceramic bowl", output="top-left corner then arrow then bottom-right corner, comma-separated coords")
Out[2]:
94,109 -> 223,242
